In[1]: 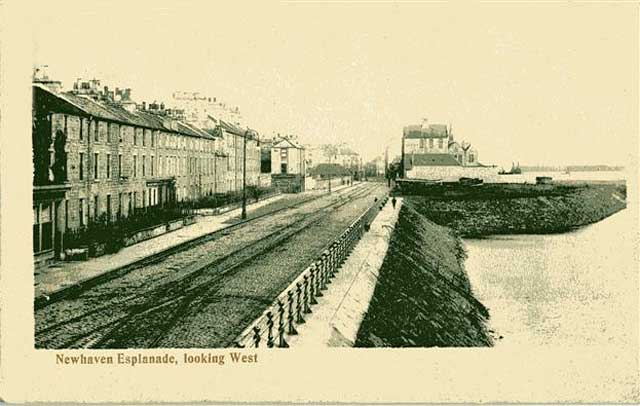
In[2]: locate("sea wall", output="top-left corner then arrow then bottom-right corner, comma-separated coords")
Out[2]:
354,201 -> 494,347
406,165 -> 500,182
406,182 -> 626,237
355,181 -> 626,347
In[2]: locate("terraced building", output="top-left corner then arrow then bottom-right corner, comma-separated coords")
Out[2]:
32,81 -> 231,268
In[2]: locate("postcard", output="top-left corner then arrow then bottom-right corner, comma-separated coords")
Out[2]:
1,0 -> 638,403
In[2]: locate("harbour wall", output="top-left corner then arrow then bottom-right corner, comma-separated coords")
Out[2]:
355,181 -> 626,347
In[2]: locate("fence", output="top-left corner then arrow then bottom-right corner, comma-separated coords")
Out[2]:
234,194 -> 389,348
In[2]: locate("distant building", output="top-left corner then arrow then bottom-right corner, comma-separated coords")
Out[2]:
171,91 -> 243,128
304,142 -> 362,179
402,118 -> 497,181
206,116 -> 260,192
270,137 -> 306,193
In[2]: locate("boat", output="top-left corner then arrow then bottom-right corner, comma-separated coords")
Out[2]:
499,162 -> 522,175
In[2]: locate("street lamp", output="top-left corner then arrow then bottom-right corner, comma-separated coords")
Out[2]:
241,128 -> 254,219
328,152 -> 332,194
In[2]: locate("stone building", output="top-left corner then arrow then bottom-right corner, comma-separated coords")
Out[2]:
402,118 -> 496,181
270,137 -> 306,192
403,119 -> 479,166
32,83 -> 225,266
304,143 -> 362,179
171,91 -> 243,128
211,117 -> 261,193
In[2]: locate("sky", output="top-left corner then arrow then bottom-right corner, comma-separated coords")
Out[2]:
30,1 -> 638,168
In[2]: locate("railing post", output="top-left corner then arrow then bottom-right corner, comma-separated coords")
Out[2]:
252,326 -> 261,348
266,312 -> 274,348
339,235 -> 346,265
296,282 -> 305,324
320,253 -> 328,289
325,250 -> 333,285
303,275 -> 312,313
314,262 -> 323,297
278,300 -> 289,347
330,243 -> 337,278
287,290 -> 297,335
309,265 -> 320,302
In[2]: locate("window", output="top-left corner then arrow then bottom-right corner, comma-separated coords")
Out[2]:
143,190 -> 147,208
79,198 -> 85,227
143,129 -> 146,147
64,200 -> 69,231
429,139 -> 434,149
118,154 -> 122,178
95,120 -> 99,142
79,153 -> 84,180
33,207 -> 40,253
106,154 -> 111,178
119,125 -> 123,143
106,194 -> 111,221
133,155 -> 138,178
42,203 -> 53,251
79,118 -> 84,141
94,153 -> 99,179
128,192 -> 133,214
151,131 -> 155,147
281,163 -> 288,174
94,195 -> 99,219
134,129 -> 137,146
118,192 -> 123,218
438,138 -> 443,149
469,154 -> 474,163
419,139 -> 425,149
107,123 -> 111,143
142,155 -> 146,177
151,156 -> 154,176
64,115 -> 68,135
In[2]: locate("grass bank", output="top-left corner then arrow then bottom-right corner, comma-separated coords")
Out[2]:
405,182 -> 626,237
354,201 -> 494,347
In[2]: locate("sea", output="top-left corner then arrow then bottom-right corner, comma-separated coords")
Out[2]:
464,170 -> 636,349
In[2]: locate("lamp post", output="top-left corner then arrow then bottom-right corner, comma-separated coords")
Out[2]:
328,152 -> 332,194
242,129 -> 249,219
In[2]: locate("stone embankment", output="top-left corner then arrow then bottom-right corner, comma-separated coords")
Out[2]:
355,201 -> 494,347
405,182 -> 626,237
355,181 -> 626,347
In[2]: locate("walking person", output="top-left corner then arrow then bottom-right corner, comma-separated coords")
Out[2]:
392,196 -> 397,209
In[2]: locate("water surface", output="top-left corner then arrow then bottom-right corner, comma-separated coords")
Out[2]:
465,207 -> 638,349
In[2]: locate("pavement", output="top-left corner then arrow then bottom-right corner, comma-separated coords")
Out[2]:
35,183 -> 356,298
286,197 -> 402,347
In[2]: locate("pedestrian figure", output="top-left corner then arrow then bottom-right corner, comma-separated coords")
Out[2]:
392,197 -> 397,209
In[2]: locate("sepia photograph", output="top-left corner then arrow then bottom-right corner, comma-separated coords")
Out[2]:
1,0 -> 638,403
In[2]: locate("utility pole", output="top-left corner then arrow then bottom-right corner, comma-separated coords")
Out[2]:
241,129 -> 248,219
385,145 -> 390,187
328,148 -> 333,194
400,129 -> 405,179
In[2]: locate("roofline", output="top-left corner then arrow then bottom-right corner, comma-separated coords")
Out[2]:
34,84 -> 215,140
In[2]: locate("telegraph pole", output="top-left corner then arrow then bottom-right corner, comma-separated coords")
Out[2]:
385,145 -> 390,187
241,129 -> 248,219
328,149 -> 332,194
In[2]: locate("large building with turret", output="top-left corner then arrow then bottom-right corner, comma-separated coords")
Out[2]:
402,118 -> 498,181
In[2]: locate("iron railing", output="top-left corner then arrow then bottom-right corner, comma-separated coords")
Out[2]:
234,194 -> 389,348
